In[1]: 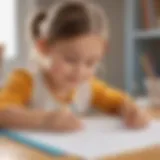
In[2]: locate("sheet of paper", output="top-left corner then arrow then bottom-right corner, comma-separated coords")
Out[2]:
13,116 -> 160,159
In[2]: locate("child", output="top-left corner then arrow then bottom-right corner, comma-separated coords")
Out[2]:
0,0 -> 150,132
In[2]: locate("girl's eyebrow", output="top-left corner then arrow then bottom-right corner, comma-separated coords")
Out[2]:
61,48 -> 81,56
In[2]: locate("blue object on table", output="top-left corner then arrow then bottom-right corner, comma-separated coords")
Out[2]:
0,129 -> 65,157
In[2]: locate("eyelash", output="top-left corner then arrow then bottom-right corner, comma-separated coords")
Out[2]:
64,55 -> 97,67
64,56 -> 78,63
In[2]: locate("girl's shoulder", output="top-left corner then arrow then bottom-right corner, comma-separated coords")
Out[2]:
7,68 -> 33,87
89,77 -> 109,89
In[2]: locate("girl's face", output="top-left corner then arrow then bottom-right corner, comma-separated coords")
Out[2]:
41,34 -> 106,89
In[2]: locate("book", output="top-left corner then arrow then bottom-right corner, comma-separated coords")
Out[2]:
141,0 -> 151,29
141,0 -> 157,29
154,0 -> 160,27
148,0 -> 157,28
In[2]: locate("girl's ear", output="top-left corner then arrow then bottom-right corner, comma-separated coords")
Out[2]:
35,39 -> 49,55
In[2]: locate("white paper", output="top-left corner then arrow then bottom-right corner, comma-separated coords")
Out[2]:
13,116 -> 160,159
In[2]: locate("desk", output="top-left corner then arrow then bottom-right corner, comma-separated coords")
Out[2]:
0,108 -> 159,160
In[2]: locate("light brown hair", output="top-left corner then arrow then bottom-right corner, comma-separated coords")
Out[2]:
30,0 -> 108,45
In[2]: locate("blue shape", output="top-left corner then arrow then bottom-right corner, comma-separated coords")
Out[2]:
0,129 -> 65,157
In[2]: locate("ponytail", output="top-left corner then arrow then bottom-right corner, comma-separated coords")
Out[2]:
30,10 -> 47,40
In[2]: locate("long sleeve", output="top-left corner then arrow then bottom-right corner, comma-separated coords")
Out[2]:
91,79 -> 128,114
0,69 -> 33,110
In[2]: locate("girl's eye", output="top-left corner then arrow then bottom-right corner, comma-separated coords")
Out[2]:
64,55 -> 78,63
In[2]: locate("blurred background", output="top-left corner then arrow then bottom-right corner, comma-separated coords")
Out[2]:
0,0 -> 160,98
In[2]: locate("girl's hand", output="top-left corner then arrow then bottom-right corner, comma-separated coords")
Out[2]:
122,98 -> 151,129
44,108 -> 83,132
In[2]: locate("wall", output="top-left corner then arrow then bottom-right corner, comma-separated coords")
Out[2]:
3,0 -> 35,80
99,0 -> 125,89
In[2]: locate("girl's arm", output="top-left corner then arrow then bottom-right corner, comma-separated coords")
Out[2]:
0,107 -> 47,130
91,79 -> 127,114
0,69 -> 41,129
91,79 -> 150,128
0,107 -> 82,131
0,69 -> 81,131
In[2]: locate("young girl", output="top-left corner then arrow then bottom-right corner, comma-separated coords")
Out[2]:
0,0 -> 150,132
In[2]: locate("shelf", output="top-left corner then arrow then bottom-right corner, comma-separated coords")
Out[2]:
134,29 -> 160,39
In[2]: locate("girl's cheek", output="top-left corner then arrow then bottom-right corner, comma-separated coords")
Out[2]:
50,61 -> 69,75
86,71 -> 94,80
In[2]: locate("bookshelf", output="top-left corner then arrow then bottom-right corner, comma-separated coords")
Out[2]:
125,0 -> 160,96
134,29 -> 160,39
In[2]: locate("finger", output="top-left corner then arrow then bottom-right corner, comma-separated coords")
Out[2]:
55,115 -> 83,132
68,113 -> 83,128
58,121 -> 82,132
59,107 -> 72,115
61,109 -> 83,127
66,117 -> 83,129
122,96 -> 136,116
51,119 -> 78,132
125,113 -> 150,129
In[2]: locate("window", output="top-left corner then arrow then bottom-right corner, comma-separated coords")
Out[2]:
0,0 -> 16,59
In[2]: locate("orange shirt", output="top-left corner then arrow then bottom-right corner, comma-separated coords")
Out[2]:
0,69 -> 127,114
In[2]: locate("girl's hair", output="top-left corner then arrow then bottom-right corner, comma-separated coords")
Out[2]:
30,0 -> 108,44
